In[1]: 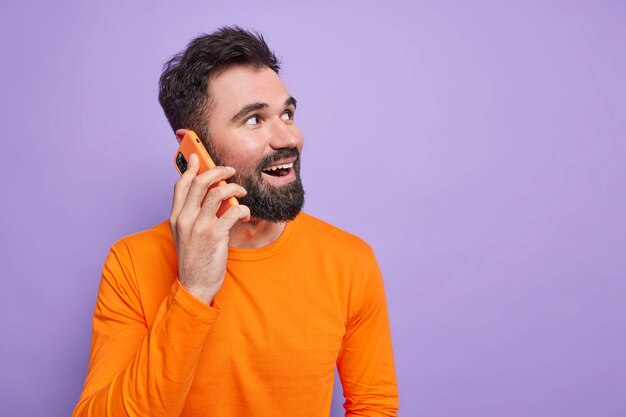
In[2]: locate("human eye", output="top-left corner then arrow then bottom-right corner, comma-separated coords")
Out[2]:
244,115 -> 260,125
281,110 -> 294,121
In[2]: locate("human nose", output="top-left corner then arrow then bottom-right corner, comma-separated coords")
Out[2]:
268,117 -> 299,150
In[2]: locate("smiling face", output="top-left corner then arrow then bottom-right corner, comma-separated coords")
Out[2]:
202,65 -> 305,222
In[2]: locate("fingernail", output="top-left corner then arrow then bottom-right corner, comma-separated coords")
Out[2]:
226,166 -> 236,172
189,153 -> 198,164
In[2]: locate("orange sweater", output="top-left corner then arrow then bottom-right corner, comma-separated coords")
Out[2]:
73,212 -> 398,416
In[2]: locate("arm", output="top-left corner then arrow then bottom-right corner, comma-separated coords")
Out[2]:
72,241 -> 220,417
73,153 -> 249,416
337,248 -> 399,417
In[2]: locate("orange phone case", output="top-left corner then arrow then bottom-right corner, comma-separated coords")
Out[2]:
174,130 -> 239,218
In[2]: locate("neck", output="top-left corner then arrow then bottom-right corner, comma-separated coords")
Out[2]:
228,217 -> 286,249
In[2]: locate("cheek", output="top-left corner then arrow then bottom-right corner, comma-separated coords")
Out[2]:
236,134 -> 266,154
221,133 -> 266,170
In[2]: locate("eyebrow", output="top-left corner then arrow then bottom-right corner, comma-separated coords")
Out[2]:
230,96 -> 298,124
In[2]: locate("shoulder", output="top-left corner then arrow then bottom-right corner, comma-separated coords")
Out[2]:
294,212 -> 375,260
112,220 -> 174,253
98,221 -> 177,324
105,220 -> 177,300
107,220 -> 176,273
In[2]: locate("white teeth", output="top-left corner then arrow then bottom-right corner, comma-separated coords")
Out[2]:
264,162 -> 293,171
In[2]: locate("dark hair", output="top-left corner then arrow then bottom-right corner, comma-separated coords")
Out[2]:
158,26 -> 281,143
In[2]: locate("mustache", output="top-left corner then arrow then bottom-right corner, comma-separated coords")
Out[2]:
257,148 -> 300,170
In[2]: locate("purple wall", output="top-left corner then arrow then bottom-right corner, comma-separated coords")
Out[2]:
1,1 -> 625,416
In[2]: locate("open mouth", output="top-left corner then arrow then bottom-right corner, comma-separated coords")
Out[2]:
261,162 -> 294,177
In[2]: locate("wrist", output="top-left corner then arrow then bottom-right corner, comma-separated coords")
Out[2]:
179,280 -> 218,305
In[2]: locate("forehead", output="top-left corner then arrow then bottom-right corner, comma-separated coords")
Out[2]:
208,65 -> 291,120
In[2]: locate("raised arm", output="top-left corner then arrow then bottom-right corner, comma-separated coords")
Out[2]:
74,153 -> 250,416
73,242 -> 220,417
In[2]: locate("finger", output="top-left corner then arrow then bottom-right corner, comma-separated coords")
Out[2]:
196,183 -> 247,224
180,166 -> 237,221
170,153 -> 200,225
216,205 -> 251,231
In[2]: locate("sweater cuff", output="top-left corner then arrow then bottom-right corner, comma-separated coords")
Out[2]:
169,279 -> 221,325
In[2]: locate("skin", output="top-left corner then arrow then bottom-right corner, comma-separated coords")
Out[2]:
169,65 -> 304,304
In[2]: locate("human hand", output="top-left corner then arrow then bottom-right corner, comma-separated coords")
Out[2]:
169,153 -> 250,304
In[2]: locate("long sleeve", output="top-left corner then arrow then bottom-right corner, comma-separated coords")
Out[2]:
336,249 -> 399,417
73,240 -> 221,417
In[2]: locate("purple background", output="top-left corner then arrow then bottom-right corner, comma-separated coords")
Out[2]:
1,1 -> 625,416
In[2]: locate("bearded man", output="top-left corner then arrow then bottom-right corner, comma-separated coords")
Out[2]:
73,26 -> 398,417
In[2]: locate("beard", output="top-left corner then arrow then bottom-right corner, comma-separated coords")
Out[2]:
205,140 -> 305,222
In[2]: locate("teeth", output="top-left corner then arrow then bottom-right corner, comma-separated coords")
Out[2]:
264,162 -> 293,171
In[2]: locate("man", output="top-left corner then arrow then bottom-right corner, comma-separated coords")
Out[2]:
73,26 -> 398,417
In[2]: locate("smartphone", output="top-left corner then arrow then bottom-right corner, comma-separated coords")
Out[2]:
174,130 -> 239,218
